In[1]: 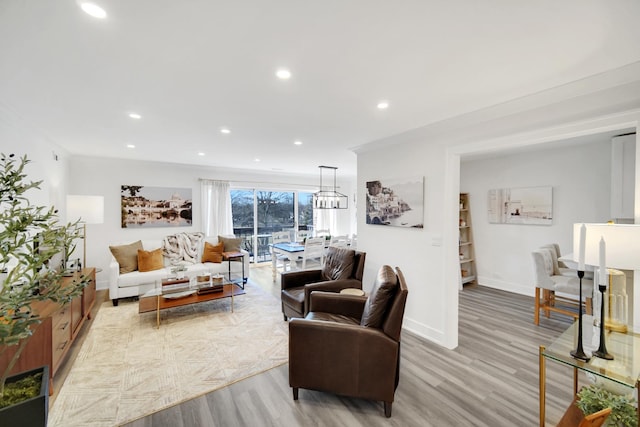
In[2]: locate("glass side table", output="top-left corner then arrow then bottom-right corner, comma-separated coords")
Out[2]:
539,321 -> 640,426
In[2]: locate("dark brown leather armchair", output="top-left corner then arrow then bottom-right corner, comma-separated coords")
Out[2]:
281,247 -> 365,320
289,265 -> 408,417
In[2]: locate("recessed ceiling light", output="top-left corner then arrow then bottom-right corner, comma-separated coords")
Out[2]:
79,2 -> 107,19
276,69 -> 291,80
126,144 -> 135,149
294,140 -> 302,146
220,128 -> 231,134
254,158 -> 261,162
377,101 -> 389,110
128,113 -> 141,119
197,152 -> 205,156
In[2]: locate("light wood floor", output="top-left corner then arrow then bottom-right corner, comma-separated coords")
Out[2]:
120,265 -> 578,427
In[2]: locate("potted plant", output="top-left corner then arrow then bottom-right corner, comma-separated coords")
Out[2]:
0,153 -> 89,426
576,384 -> 638,427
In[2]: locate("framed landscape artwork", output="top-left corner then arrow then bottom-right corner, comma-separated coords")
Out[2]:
365,177 -> 424,228
487,186 -> 552,225
121,185 -> 193,228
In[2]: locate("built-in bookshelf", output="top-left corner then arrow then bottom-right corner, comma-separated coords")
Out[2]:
459,193 -> 476,285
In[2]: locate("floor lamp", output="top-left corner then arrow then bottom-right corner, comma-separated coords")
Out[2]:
66,195 -> 104,269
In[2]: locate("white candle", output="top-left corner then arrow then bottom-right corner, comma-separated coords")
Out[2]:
578,223 -> 586,271
599,236 -> 607,287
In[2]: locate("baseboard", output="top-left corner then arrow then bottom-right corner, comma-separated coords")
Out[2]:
476,276 -> 532,297
403,317 -> 450,348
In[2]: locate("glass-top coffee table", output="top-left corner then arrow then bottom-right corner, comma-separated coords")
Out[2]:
139,275 -> 245,328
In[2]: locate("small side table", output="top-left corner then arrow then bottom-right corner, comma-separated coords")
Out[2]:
223,252 -> 246,289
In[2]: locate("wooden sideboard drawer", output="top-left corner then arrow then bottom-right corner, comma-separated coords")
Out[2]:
52,305 -> 69,328
0,267 -> 97,393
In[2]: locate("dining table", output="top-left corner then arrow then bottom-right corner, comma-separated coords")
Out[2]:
270,242 -> 305,281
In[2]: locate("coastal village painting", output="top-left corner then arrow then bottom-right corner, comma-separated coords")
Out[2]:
121,185 -> 193,228
365,177 -> 424,228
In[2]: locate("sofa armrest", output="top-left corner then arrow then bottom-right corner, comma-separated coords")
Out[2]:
308,291 -> 367,320
281,269 -> 323,291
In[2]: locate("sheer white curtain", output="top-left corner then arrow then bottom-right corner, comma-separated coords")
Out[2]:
201,180 -> 233,237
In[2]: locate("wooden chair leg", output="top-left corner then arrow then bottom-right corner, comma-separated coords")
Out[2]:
534,287 -> 541,325
384,401 -> 392,418
292,387 -> 298,400
585,297 -> 592,315
543,289 -> 552,318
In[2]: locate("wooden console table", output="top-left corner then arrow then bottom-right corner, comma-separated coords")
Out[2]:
539,321 -> 640,426
0,267 -> 96,393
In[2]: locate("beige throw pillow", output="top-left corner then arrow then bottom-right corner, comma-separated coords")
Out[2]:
109,240 -> 143,274
218,235 -> 242,252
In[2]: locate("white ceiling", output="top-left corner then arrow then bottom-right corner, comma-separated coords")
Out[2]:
2,0 -> 640,177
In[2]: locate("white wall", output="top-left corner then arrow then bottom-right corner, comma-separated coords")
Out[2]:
358,142 -> 449,345
1,105 -> 70,216
460,139 -> 612,295
67,156 -> 354,289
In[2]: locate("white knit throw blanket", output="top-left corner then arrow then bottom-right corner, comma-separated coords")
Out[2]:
162,232 -> 204,265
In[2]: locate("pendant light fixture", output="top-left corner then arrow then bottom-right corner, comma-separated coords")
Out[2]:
313,165 -> 348,209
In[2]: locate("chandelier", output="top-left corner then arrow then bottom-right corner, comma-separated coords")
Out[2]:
313,165 -> 348,209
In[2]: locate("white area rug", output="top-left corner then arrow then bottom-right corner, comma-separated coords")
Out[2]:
49,281 -> 288,426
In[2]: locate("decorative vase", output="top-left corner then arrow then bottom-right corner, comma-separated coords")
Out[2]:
0,365 -> 49,427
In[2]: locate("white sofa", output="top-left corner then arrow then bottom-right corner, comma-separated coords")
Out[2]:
108,237 -> 250,306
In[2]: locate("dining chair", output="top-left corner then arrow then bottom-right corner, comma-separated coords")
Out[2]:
314,229 -> 330,238
349,234 -> 357,250
272,231 -> 292,272
532,247 -> 593,325
296,230 -> 311,243
300,237 -> 325,270
329,234 -> 349,248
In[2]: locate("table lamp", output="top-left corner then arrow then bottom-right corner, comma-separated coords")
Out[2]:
67,195 -> 104,268
574,223 -> 640,333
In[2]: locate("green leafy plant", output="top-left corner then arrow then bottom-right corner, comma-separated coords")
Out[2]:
576,384 -> 638,427
0,153 -> 89,402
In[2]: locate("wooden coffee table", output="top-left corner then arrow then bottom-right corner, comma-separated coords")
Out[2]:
139,277 -> 245,327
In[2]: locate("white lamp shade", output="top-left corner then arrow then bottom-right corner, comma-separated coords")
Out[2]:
67,195 -> 104,224
573,223 -> 640,270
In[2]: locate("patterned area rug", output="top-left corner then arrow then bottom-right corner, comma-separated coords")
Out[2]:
48,281 -> 288,426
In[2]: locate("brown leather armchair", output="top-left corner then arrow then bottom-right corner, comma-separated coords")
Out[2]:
281,247 -> 365,320
289,265 -> 408,417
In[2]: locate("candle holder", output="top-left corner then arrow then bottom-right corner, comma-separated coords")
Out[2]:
570,270 -> 590,361
593,284 -> 614,360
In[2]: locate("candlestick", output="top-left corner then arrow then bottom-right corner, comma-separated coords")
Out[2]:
593,284 -> 614,360
578,223 -> 586,271
570,270 -> 590,361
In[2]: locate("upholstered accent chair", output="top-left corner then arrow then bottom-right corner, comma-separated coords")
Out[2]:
288,265 -> 408,417
281,247 -> 366,320
532,247 -> 593,325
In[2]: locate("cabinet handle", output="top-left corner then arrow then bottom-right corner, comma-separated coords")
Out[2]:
58,341 -> 68,351
60,321 -> 69,330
